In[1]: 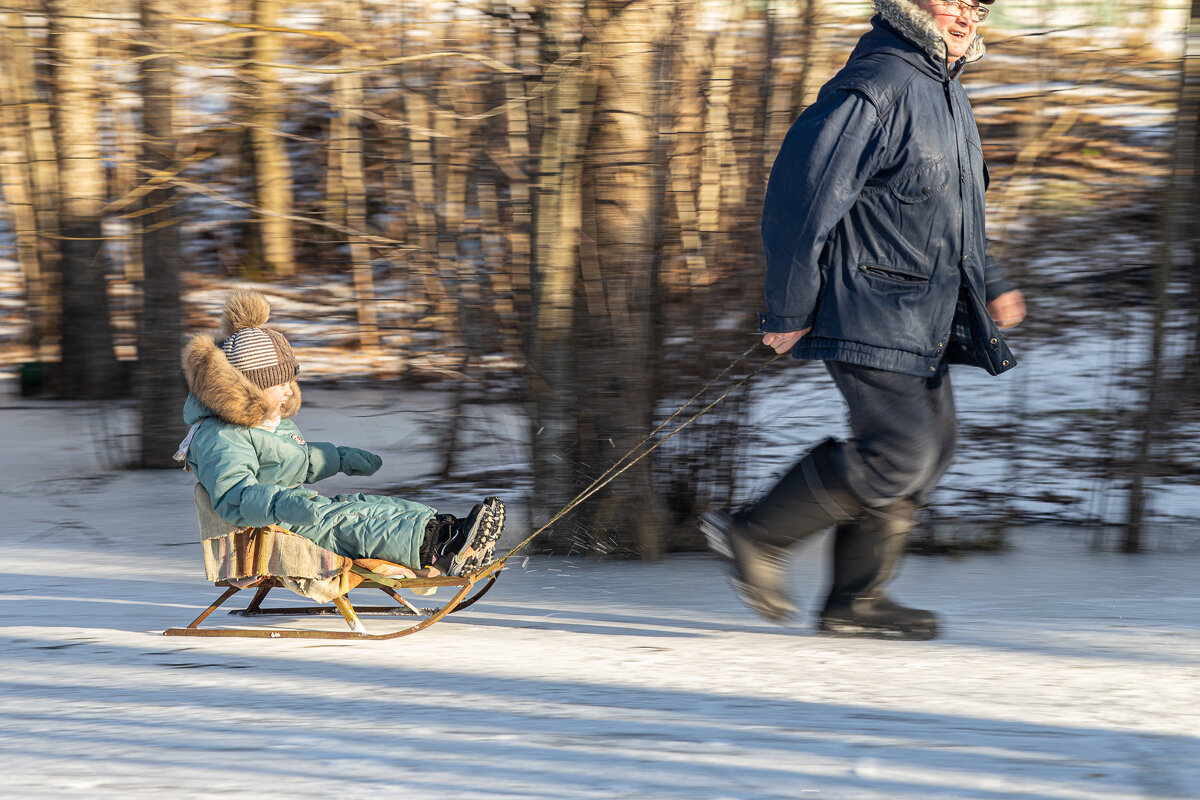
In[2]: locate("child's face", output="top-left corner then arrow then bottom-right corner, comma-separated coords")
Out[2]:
262,382 -> 293,418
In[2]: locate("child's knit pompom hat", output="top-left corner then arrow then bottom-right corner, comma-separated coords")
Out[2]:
219,290 -> 299,389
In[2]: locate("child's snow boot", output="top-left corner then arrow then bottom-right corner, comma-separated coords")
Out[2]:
432,497 -> 505,577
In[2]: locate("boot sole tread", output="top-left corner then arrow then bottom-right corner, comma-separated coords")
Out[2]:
818,619 -> 938,641
449,497 -> 505,577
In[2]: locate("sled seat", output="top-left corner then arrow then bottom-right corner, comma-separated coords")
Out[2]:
163,485 -> 499,639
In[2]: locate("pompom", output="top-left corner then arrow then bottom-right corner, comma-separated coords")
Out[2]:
221,289 -> 271,337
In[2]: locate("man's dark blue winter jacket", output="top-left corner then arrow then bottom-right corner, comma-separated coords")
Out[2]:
759,15 -> 1016,377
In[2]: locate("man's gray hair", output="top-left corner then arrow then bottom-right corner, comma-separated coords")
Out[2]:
873,0 -> 987,64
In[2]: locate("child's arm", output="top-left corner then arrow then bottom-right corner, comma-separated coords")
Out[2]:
305,441 -> 383,482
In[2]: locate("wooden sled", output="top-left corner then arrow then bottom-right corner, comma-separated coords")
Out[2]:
164,486 -> 501,640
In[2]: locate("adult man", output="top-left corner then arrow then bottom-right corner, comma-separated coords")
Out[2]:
702,0 -> 1025,640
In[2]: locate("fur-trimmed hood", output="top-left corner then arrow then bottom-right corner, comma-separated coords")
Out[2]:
874,0 -> 986,69
182,334 -> 301,427
181,292 -> 301,428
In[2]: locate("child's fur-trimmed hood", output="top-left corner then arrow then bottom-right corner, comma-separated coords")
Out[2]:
181,292 -> 301,428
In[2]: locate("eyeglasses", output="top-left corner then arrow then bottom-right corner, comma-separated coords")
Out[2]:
935,0 -> 989,22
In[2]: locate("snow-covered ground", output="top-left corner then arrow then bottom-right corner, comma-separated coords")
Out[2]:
1,389 -> 1198,799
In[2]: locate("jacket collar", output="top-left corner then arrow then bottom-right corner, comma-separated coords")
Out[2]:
870,0 -> 986,78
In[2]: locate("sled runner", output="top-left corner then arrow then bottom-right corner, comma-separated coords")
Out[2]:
163,485 -> 500,639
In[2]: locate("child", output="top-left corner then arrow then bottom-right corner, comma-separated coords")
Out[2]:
176,289 -> 503,577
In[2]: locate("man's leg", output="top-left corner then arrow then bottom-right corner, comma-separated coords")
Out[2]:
702,437 -> 863,623
819,362 -> 957,639
828,361 -> 957,506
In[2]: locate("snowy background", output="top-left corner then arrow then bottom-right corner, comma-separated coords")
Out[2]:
1,384 -> 1198,799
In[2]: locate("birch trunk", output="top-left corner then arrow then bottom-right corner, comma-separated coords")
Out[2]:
697,1 -> 744,249
103,28 -> 142,284
403,90 -> 443,312
329,0 -> 378,350
249,0 -> 294,274
491,0 -> 534,343
437,87 -> 467,334
665,0 -> 708,286
18,5 -> 62,325
0,11 -> 49,360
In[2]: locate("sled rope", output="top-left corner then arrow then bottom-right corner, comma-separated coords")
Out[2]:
476,345 -> 784,578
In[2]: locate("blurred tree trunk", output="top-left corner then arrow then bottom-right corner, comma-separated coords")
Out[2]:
249,0 -> 295,274
437,82 -> 469,343
764,0 -> 822,161
1123,0 -> 1197,550
135,0 -> 187,467
531,1 -> 591,549
665,0 -> 708,285
1132,1 -> 1182,54
1181,0 -> 1200,394
25,7 -> 62,369
572,0 -> 672,558
433,69 -> 477,479
697,0 -> 743,265
491,0 -> 535,347
51,1 -> 122,397
0,9 -> 53,364
403,89 -> 444,315
328,0 -> 379,350
763,0 -> 796,169
103,26 -> 143,285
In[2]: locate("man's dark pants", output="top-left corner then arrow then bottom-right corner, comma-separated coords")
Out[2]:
738,358 -> 958,538
825,360 -> 957,509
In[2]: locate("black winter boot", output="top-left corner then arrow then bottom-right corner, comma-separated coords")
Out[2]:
700,510 -> 794,622
422,497 -> 506,577
819,498 -> 939,640
702,440 -> 861,623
